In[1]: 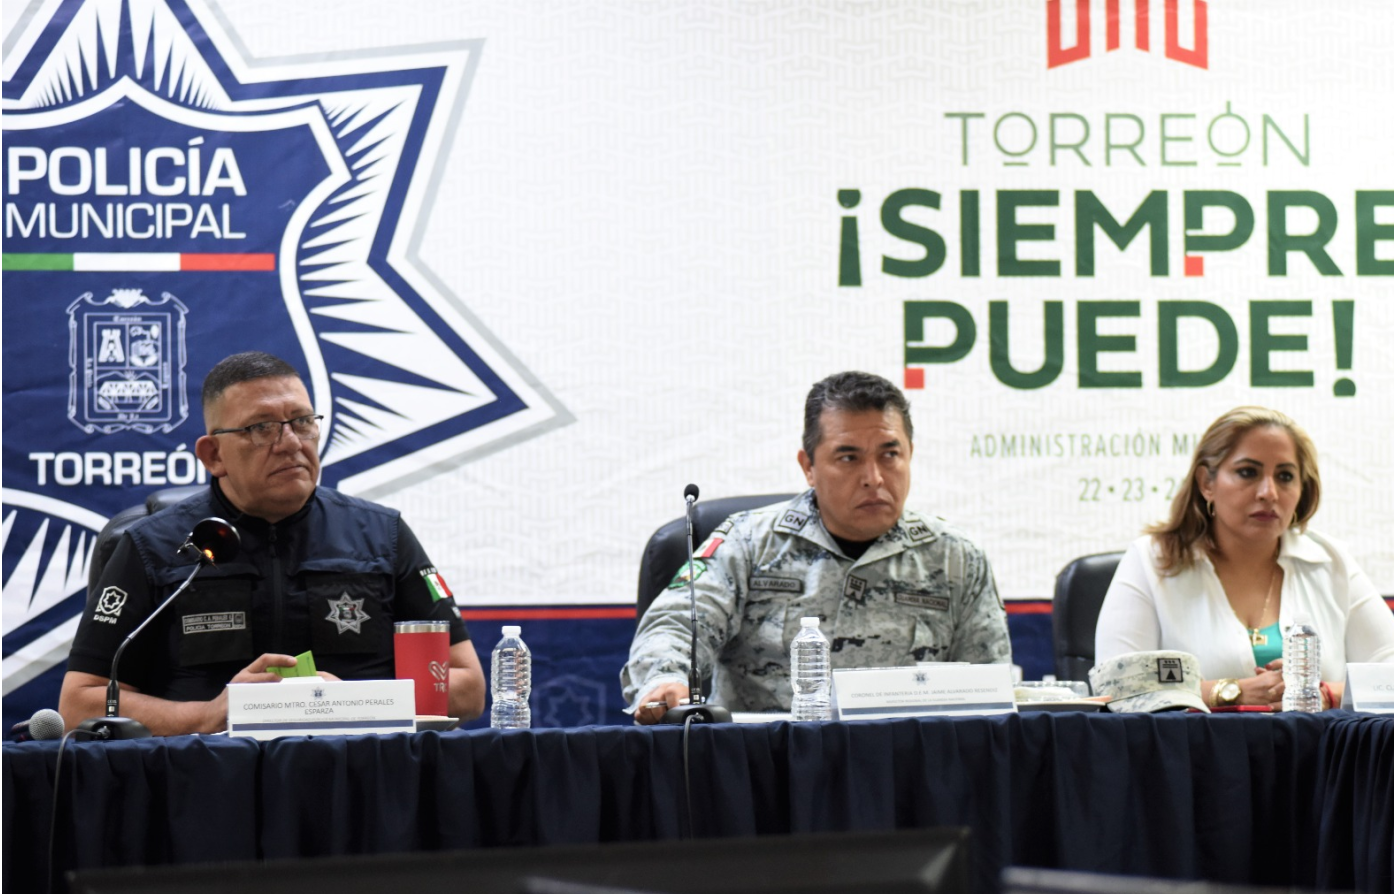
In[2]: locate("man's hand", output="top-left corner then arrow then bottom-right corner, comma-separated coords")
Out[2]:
192,653 -> 307,733
632,682 -> 691,725
231,653 -> 299,683
59,653 -> 338,737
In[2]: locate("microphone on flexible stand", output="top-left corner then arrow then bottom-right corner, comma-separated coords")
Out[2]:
78,518 -> 240,740
660,484 -> 731,724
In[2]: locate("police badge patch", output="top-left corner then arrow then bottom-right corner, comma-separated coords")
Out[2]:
325,593 -> 370,635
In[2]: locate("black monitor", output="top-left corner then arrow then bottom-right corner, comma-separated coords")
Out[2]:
69,828 -> 970,894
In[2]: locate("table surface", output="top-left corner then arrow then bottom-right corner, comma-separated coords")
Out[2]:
4,710 -> 1390,894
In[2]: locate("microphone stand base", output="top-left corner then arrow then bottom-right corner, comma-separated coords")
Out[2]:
658,703 -> 731,724
78,717 -> 152,740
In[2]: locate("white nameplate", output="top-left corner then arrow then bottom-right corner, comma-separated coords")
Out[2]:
1341,663 -> 1394,714
731,712 -> 792,724
833,663 -> 1017,720
227,677 -> 415,740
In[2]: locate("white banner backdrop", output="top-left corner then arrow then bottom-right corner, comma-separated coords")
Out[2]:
6,0 -> 1391,605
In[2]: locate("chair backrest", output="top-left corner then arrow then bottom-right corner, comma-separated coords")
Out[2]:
635,493 -> 797,626
87,485 -> 207,595
1051,551 -> 1124,682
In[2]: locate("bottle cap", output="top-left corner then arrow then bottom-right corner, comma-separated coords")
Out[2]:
800,616 -> 820,628
502,625 -> 521,636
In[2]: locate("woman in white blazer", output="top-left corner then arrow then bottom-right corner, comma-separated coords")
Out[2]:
1095,406 -> 1394,709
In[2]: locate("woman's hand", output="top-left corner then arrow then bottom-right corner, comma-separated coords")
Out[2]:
1242,662 -> 1285,709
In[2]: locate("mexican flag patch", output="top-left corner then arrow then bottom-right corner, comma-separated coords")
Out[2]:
420,566 -> 453,602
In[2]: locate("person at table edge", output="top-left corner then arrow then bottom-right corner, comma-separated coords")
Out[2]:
58,351 -> 486,735
1095,405 -> 1394,710
623,371 -> 1012,722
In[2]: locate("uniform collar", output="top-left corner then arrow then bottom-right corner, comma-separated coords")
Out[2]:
209,478 -> 315,536
776,488 -> 929,562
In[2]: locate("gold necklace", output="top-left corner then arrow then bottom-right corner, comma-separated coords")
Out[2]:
1246,563 -> 1279,647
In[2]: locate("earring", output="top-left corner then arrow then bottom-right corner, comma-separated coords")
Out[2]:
1206,500 -> 1214,517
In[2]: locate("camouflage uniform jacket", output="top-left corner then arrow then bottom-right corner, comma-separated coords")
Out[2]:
622,489 -> 1011,712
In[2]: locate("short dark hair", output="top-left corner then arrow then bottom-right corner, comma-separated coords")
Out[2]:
801,371 -> 913,459
201,351 -> 302,414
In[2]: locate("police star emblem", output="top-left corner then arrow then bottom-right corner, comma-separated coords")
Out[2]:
325,592 -> 369,635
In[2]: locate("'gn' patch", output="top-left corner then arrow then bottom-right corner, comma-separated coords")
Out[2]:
894,589 -> 950,612
776,510 -> 809,532
904,520 -> 934,543
750,575 -> 803,594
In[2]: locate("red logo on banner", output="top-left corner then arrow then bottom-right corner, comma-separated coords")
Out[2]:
1047,0 -> 1208,70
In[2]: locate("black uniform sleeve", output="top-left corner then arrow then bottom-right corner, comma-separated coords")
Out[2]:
393,519 -> 470,644
65,533 -> 159,689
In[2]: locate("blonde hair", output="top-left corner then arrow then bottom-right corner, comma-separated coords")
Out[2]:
1148,406 -> 1321,573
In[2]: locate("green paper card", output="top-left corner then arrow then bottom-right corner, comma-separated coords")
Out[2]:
269,651 -> 319,678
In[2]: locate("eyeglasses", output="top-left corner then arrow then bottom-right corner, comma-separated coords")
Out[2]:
211,414 -> 323,447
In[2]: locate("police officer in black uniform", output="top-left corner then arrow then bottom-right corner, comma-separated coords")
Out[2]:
59,352 -> 486,735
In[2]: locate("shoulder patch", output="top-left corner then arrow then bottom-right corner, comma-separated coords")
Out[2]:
696,537 -> 723,559
93,586 -> 127,624
667,559 -> 707,589
419,566 -> 453,602
712,519 -> 735,536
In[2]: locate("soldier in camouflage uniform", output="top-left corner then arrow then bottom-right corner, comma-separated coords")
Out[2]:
624,371 -> 1011,721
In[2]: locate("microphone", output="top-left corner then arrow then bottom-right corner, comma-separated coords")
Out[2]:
660,484 -> 731,724
79,518 -> 240,740
9,708 -> 64,742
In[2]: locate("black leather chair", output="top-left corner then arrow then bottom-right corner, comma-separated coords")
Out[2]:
87,485 -> 206,594
1051,551 -> 1123,682
635,493 -> 797,626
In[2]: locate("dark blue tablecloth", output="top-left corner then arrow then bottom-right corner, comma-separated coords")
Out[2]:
1313,714 -> 1394,892
4,711 -> 1386,894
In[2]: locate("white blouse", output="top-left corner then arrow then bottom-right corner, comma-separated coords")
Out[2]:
1095,529 -> 1394,682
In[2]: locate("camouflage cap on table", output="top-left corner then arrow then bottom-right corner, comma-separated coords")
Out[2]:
1088,650 -> 1210,714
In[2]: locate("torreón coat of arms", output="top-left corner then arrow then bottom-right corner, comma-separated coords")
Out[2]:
67,288 -> 189,434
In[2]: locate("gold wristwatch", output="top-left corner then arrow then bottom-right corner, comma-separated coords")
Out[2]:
1212,678 -> 1241,707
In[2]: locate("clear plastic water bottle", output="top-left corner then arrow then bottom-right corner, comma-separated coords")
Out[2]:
1282,614 -> 1322,713
490,625 -> 532,729
790,616 -> 833,721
